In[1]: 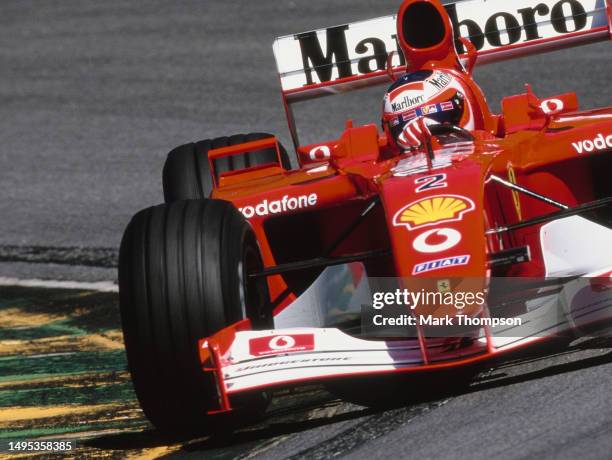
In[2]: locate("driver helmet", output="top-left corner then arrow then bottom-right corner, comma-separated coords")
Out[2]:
382,70 -> 475,148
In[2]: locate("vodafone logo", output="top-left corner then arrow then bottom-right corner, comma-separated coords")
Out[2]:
268,335 -> 296,350
239,193 -> 318,218
413,228 -> 462,254
571,133 -> 612,154
540,98 -> 564,115
249,334 -> 315,356
309,145 -> 331,161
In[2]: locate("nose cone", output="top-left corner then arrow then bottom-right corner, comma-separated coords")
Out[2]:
396,0 -> 461,72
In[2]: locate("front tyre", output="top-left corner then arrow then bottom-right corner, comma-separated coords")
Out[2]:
119,199 -> 269,434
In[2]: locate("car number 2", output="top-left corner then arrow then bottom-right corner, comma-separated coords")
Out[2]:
415,174 -> 447,193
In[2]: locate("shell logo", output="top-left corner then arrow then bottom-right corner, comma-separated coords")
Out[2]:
393,195 -> 475,230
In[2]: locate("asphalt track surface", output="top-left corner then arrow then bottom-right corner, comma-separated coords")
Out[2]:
1,1 -> 612,459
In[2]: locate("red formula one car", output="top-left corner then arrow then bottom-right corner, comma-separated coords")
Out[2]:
119,0 -> 612,433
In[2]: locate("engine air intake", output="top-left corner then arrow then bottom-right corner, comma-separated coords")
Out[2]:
401,2 -> 446,49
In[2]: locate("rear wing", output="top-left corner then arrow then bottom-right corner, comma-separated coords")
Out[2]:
274,0 -> 612,147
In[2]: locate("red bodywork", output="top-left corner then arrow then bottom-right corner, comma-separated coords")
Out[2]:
198,0 -> 612,412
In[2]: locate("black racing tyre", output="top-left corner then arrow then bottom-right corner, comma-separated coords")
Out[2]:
163,132 -> 292,202
119,199 -> 271,434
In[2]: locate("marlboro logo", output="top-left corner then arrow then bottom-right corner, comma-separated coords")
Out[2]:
275,0 -> 603,90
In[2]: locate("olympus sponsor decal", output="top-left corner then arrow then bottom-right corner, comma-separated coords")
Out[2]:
275,0 -> 604,90
394,195 -> 476,231
239,193 -> 318,218
571,133 -> 612,154
412,255 -> 470,274
413,228 -> 462,254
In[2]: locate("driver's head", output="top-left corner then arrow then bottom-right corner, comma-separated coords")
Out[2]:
382,70 -> 475,148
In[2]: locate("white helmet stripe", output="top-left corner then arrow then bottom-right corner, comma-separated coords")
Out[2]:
403,127 -> 420,145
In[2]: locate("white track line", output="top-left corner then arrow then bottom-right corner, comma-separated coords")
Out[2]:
0,277 -> 118,292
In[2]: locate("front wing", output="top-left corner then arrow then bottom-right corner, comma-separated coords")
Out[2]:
199,267 -> 612,412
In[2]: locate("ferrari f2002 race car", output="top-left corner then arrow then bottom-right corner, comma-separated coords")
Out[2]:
119,0 -> 612,433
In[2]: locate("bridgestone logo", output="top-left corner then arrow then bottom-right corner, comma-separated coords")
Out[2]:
239,193 -> 318,218
236,356 -> 349,372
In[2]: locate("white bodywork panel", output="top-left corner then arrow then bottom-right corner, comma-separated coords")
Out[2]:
541,216 -> 612,276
